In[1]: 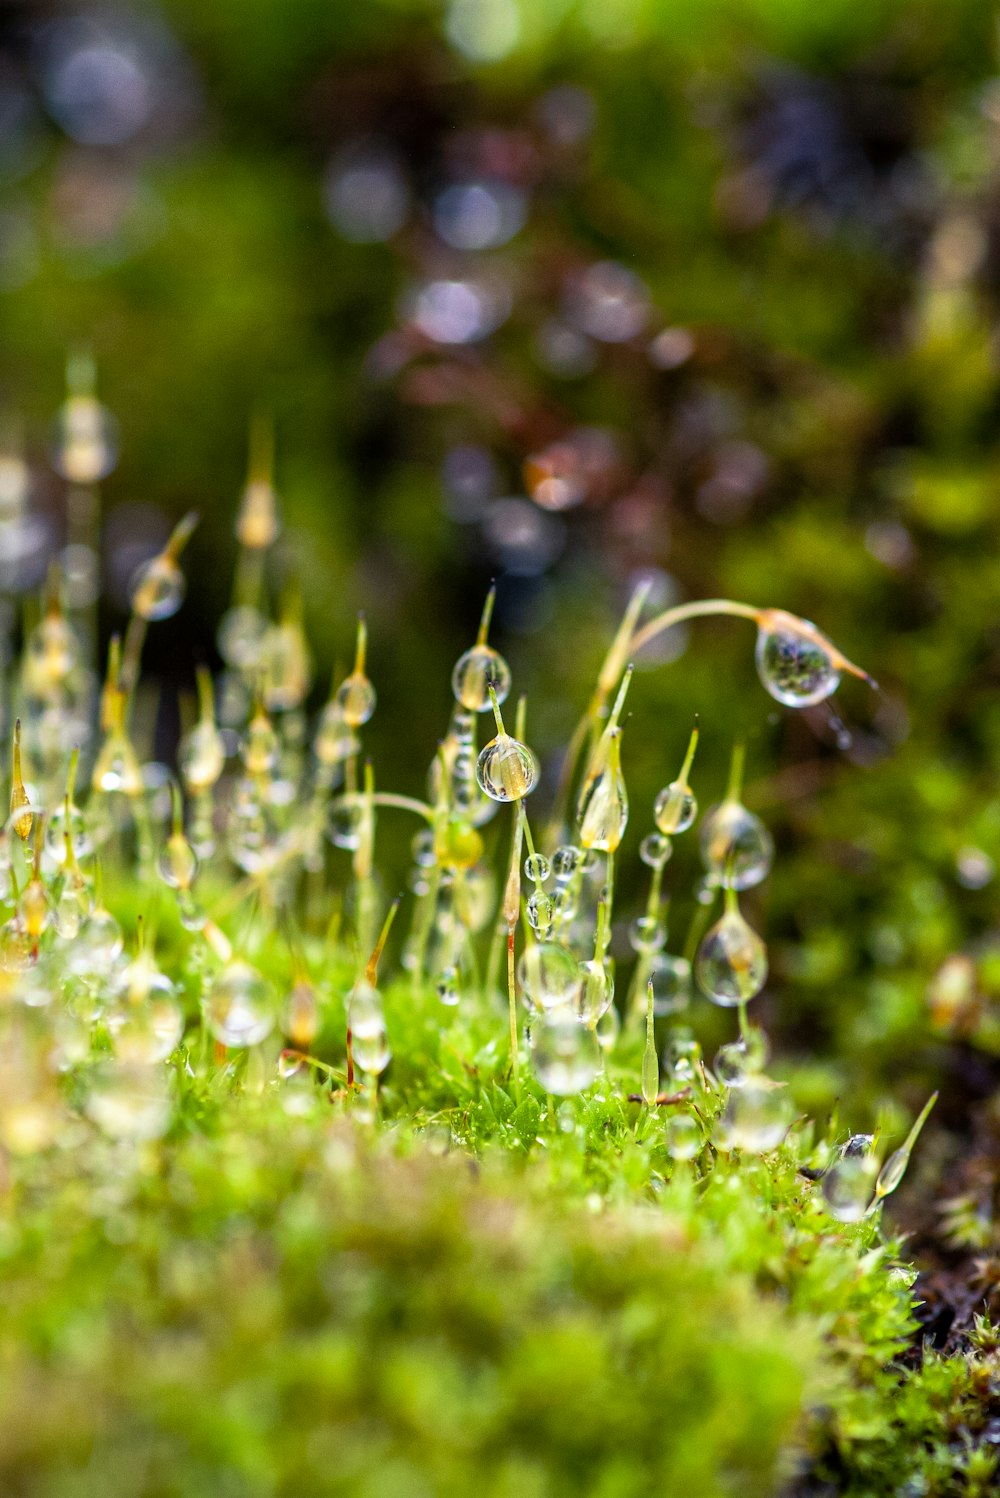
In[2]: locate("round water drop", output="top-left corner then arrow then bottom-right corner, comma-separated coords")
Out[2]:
335,672 -> 376,729
551,845 -> 582,879
639,832 -> 672,868
86,1061 -> 171,1142
664,1112 -> 701,1161
700,801 -> 773,890
158,834 -> 197,891
116,996 -> 184,1065
524,852 -> 550,884
526,890 -> 553,938
329,800 -> 366,850
476,733 -> 539,803
218,606 -> 268,670
596,1001 -> 620,1052
206,960 -> 275,1048
349,981 -> 391,1075
695,909 -> 767,1007
822,1154 -> 878,1223
663,1030 -> 701,1086
628,916 -> 666,955
755,613 -> 840,708
130,556 -> 185,622
179,721 -> 226,791
411,829 -> 437,868
654,780 -> 697,836
714,1029 -> 769,1088
517,941 -> 582,1011
718,1081 -> 791,1153
648,954 -> 691,1017
314,701 -> 359,766
577,957 -> 614,1025
874,1146 -> 910,1200
531,1009 -> 600,1095
436,966 -> 461,1007
451,644 -> 511,712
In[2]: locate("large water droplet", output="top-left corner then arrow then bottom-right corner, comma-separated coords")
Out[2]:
451,644 -> 511,712
476,733 -> 538,802
206,961 -> 275,1048
531,1009 -> 600,1095
699,800 -> 773,890
755,613 -> 840,708
695,910 -> 767,1007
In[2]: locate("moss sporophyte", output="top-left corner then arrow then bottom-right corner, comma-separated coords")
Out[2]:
0,372 -> 955,1497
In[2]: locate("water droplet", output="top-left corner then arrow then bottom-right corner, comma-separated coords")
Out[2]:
329,800 -> 365,850
822,1155 -> 878,1222
695,908 -> 768,1007
158,833 -> 197,891
335,672 -> 376,729
452,644 -> 512,712
116,996 -> 184,1064
349,981 -> 391,1074
531,1009 -> 600,1095
524,852 -> 550,884
86,1061 -> 171,1141
654,781 -> 697,836
206,961 -> 275,1048
595,1002 -> 620,1052
664,1112 -> 701,1160
714,1028 -> 769,1088
517,941 -> 581,1011
576,957 -> 614,1025
628,916 -> 666,955
551,845 -> 582,878
526,890 -> 553,938
179,721 -> 226,792
648,954 -> 691,1016
755,612 -> 841,708
639,832 -> 672,868
577,732 -> 628,852
700,800 -> 773,890
717,1081 -> 790,1153
436,966 -> 461,1007
130,555 -> 184,621
476,733 -> 539,803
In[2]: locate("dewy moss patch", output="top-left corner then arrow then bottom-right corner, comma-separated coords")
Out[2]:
0,375 -> 988,1495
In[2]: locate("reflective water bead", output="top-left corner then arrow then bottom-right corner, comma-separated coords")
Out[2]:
158,832 -> 198,891
699,800 -> 773,890
116,997 -> 184,1065
551,845 -> 582,879
755,609 -> 841,708
596,1001 -> 620,1052
578,731 -> 628,852
476,733 -> 539,803
284,982 -> 319,1049
524,852 -> 550,884
217,605 -> 268,670
664,1112 -> 702,1161
206,961 -> 275,1048
86,1061 -> 171,1142
335,671 -> 376,728
517,941 -> 582,1011
648,954 -> 691,1017
349,981 -> 391,1075
452,644 -> 511,712
531,1009 -> 600,1095
695,907 -> 767,1007
822,1155 -> 878,1223
663,1031 -> 701,1086
718,1081 -> 791,1153
411,829 -> 437,868
526,890 -> 554,938
314,701 -> 360,766
654,781 -> 697,837
577,957 -> 614,1025
329,800 -> 365,850
628,916 -> 666,955
130,554 -> 185,622
639,832 -> 672,868
436,967 -> 461,1007
179,720 -> 226,792
714,1028 -> 769,1088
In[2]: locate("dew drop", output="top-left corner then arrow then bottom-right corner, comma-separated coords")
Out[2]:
695,908 -> 768,1007
531,1009 -> 600,1095
517,941 -> 582,1011
755,612 -> 841,708
476,733 -> 539,803
699,800 -> 773,890
654,780 -> 697,836
206,960 -> 275,1048
452,644 -> 511,712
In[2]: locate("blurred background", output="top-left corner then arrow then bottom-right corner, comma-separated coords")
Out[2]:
4,0 -> 1000,1126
